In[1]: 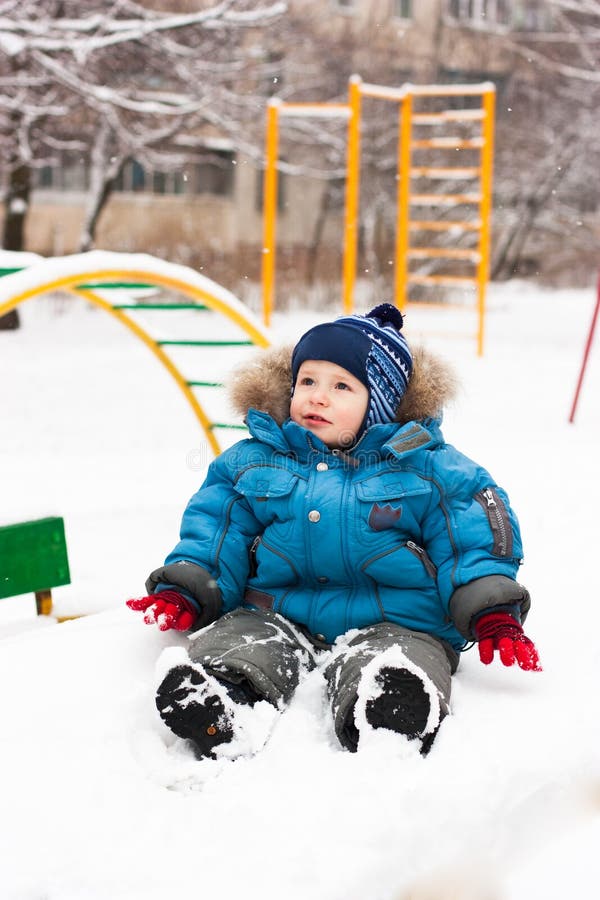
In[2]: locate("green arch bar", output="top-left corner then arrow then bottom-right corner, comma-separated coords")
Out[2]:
111,302 -> 208,310
157,339 -> 253,347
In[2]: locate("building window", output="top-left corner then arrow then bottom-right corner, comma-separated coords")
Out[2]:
447,0 -> 550,29
392,0 -> 413,19
34,149 -> 236,198
446,0 -> 512,27
37,166 -> 54,189
34,154 -> 89,191
512,1 -> 552,31
152,171 -> 168,194
149,170 -> 187,195
114,159 -> 145,193
193,150 -> 236,196
117,154 -> 235,196
63,159 -> 89,191
496,0 -> 511,25
332,0 -> 356,11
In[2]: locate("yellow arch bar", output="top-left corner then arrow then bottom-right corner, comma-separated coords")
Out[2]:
0,255 -> 271,456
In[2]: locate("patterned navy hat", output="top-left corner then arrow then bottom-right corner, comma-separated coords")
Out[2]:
291,303 -> 413,431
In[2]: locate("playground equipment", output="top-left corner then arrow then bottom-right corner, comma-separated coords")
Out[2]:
568,272 -> 600,424
1,75 -> 495,464
261,97 -> 351,328
0,517 -> 70,616
261,76 -> 495,355
0,251 -> 271,455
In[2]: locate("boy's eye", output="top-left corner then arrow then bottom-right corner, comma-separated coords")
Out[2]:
299,376 -> 314,386
335,382 -> 350,390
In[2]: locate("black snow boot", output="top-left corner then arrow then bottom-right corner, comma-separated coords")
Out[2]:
155,665 -> 258,759
364,666 -> 444,756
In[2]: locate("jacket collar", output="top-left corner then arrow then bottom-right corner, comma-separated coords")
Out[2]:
245,408 -> 442,463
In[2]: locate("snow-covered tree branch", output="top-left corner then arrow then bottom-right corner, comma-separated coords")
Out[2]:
0,0 -> 289,268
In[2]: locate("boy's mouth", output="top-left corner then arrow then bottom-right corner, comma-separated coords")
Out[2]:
305,414 -> 331,425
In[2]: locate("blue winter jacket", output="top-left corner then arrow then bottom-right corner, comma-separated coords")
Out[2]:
157,406 -> 525,652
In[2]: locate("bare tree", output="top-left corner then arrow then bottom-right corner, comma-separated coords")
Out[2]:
487,1 -> 600,280
0,3 -> 285,230
0,0 -> 286,325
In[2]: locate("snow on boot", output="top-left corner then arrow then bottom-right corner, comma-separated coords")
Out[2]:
155,664 -> 254,760
364,666 -> 445,756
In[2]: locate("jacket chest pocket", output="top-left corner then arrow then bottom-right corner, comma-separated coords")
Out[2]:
235,467 -> 303,528
355,475 -> 436,586
354,471 -> 431,534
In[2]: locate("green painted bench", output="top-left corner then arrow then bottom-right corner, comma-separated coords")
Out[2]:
0,517 -> 71,616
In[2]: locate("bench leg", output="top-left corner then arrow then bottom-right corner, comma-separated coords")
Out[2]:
35,590 -> 53,616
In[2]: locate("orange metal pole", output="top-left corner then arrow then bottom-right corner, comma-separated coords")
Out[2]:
261,101 -> 280,328
394,92 -> 412,310
342,76 -> 362,315
477,86 -> 496,357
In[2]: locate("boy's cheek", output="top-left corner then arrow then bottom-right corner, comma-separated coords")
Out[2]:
290,391 -> 311,423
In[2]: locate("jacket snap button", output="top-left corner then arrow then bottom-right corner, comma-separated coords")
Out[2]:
317,576 -> 329,584
316,462 -> 328,472
315,633 -> 327,642
308,510 -> 321,523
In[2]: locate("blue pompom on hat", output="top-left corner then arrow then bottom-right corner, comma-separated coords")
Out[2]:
291,303 -> 413,432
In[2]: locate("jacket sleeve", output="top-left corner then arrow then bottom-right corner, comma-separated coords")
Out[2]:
148,445 -> 263,622
420,444 -> 529,637
449,576 -> 531,640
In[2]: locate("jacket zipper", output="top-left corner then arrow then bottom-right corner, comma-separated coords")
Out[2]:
361,541 -> 437,580
406,540 -> 438,579
475,487 -> 513,557
248,536 -> 261,578
248,535 -> 300,582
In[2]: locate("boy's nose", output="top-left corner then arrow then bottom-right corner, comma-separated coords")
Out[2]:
311,388 -> 328,405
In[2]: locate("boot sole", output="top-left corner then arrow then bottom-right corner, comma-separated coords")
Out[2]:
365,666 -> 431,740
156,665 -> 234,759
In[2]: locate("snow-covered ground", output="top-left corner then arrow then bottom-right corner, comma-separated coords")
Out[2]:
1,272 -> 599,900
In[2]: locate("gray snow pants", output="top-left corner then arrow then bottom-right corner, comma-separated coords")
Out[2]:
185,607 -> 458,751
324,622 -> 458,750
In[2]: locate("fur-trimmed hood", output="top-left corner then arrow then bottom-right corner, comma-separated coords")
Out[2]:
229,343 -> 459,426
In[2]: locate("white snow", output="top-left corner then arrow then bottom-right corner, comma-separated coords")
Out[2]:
0,249 -> 42,268
0,29 -> 25,56
8,198 -> 28,215
1,274 -> 599,900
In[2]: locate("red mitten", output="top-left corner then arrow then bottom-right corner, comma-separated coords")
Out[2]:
126,590 -> 197,632
473,611 -> 542,671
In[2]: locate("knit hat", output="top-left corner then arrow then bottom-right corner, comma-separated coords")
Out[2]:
291,303 -> 413,431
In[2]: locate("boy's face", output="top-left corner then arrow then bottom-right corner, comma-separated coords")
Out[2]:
290,359 -> 369,450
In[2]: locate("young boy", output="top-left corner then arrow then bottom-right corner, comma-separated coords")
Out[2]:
128,304 -> 540,758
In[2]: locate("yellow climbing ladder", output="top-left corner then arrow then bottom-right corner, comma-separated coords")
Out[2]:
262,77 -> 495,355
396,83 -> 495,356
